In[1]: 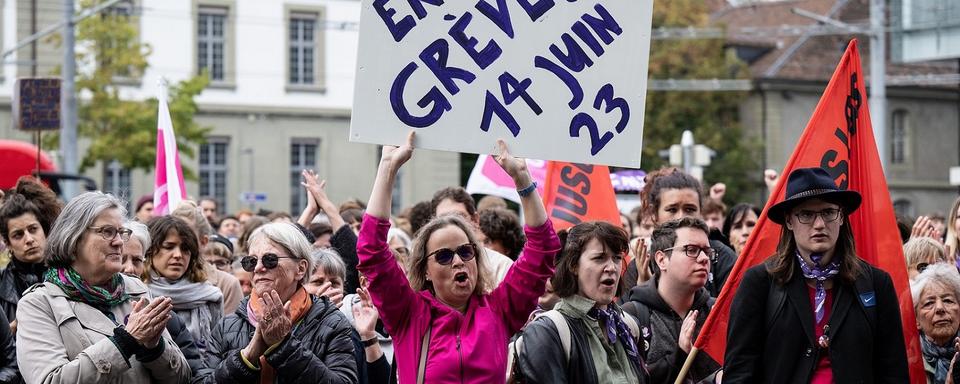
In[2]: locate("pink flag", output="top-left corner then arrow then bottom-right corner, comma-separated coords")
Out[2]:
153,81 -> 186,216
465,155 -> 547,203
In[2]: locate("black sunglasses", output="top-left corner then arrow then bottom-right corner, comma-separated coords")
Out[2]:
427,243 -> 477,265
240,253 -> 295,272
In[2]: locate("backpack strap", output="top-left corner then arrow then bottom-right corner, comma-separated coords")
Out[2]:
621,311 -> 640,340
540,310 -> 572,362
416,322 -> 431,384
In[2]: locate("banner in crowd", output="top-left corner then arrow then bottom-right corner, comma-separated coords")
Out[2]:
465,154 -> 547,203
350,1 -> 653,167
693,39 -> 924,382
610,169 -> 646,192
153,82 -> 187,216
541,161 -> 620,231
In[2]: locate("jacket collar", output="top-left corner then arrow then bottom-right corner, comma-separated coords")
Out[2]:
628,276 -> 711,317
44,274 -> 148,337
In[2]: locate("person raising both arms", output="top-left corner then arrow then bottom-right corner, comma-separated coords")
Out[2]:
357,132 -> 561,383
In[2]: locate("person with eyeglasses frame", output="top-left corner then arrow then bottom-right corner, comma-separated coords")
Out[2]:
356,132 -> 561,384
620,217 -> 721,384
723,167 -> 908,383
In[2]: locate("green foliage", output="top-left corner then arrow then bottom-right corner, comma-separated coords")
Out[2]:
44,0 -> 210,179
641,0 -> 762,204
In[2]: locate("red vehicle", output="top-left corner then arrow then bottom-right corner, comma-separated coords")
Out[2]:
0,139 -> 96,195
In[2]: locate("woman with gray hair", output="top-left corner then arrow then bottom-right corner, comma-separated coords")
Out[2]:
200,222 -> 357,383
911,263 -> 960,383
121,220 -> 150,278
16,191 -> 190,384
306,248 -> 347,307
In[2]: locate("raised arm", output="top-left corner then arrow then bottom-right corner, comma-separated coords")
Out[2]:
488,140 -> 561,333
356,131 -> 423,335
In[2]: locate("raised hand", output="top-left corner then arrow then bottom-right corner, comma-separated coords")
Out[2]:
125,297 -> 173,348
678,309 -> 699,354
352,287 -> 379,340
258,290 -> 293,346
764,169 -> 779,194
493,139 -> 530,185
315,281 -> 344,307
709,183 -> 726,202
635,238 -> 651,284
380,131 -> 416,171
301,170 -> 331,206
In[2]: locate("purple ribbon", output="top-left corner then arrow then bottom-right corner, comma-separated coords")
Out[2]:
796,251 -> 840,323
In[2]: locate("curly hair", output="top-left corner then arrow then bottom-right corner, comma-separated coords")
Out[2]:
0,177 -> 62,245
640,167 -> 703,222
478,208 -> 526,260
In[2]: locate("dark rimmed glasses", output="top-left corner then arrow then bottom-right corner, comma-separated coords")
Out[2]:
427,243 -> 477,265
89,225 -> 132,242
662,244 -> 716,259
794,208 -> 842,224
240,253 -> 295,272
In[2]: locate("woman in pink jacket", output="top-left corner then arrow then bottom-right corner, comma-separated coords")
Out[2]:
357,132 -> 561,383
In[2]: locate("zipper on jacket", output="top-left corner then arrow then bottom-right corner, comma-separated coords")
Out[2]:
457,333 -> 464,384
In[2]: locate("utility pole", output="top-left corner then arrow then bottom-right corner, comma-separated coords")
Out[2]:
61,0 -> 78,199
870,0 -> 887,169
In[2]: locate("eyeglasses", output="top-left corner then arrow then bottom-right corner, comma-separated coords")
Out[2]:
89,226 -> 132,242
793,208 -> 842,224
427,243 -> 477,265
240,253 -> 295,272
662,244 -> 716,259
207,258 -> 232,270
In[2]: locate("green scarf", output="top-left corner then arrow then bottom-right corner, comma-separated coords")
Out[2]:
44,267 -> 130,313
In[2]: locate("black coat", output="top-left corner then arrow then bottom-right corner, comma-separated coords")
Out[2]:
0,307 -> 20,384
166,311 -> 205,383
723,260 -> 908,383
0,260 -> 45,323
198,295 -> 358,384
330,225 -> 360,294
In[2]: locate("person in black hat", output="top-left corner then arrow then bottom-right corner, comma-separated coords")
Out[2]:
723,167 -> 908,383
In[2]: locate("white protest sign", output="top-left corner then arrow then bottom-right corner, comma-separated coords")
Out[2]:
350,0 -> 653,168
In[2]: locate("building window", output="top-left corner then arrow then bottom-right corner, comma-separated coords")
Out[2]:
198,6 -> 227,82
290,140 -> 319,215
200,138 -> 229,214
104,160 -> 131,209
0,0 -> 5,84
891,110 -> 908,164
285,6 -> 325,91
289,13 -> 317,85
893,199 -> 913,218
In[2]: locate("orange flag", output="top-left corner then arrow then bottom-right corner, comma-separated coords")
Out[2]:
694,39 -> 923,382
541,161 -> 621,232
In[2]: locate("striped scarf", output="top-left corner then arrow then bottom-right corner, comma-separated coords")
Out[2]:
45,267 -> 129,314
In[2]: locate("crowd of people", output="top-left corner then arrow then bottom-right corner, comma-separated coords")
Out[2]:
0,134 -> 958,384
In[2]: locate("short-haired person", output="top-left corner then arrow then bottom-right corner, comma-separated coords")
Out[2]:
144,216 -> 224,359
724,167 -> 908,383
621,218 -> 720,383
133,195 -> 154,223
478,208 -> 526,260
432,186 -> 516,285
702,199 -> 726,232
306,248 -> 346,307
199,197 -> 219,223
0,177 -> 62,329
217,215 -> 241,241
16,192 -> 190,383
910,263 -> 960,384
121,220 -> 149,277
904,237 -> 948,281
200,222 -> 358,383
517,221 -> 647,384
357,133 -> 560,383
204,234 -> 236,272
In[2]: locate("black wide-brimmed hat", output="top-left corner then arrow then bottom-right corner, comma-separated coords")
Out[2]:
768,167 -> 862,225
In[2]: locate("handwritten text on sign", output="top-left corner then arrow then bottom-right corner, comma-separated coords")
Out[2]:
350,1 -> 653,168
13,78 -> 62,131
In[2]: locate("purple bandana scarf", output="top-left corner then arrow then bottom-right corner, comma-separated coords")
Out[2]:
796,251 -> 840,323
589,306 -> 645,376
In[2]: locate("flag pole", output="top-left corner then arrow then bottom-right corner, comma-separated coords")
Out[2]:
673,347 -> 699,384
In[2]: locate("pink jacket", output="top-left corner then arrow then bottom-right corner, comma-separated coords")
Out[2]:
357,214 -> 560,384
